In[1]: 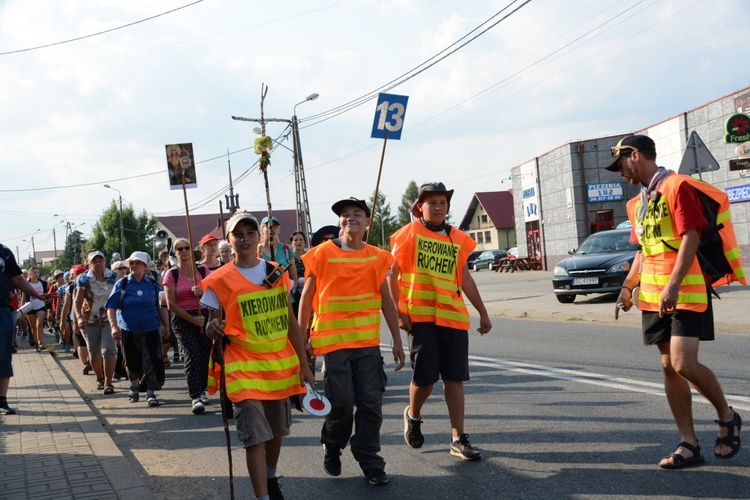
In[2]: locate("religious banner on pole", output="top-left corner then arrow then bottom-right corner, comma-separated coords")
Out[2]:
165,143 -> 198,190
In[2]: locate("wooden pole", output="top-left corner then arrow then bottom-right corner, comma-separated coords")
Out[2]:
181,163 -> 234,499
366,130 -> 389,244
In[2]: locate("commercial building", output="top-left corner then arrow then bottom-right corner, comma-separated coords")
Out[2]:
511,85 -> 750,271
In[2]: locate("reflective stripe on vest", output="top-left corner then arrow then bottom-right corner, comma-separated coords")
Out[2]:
390,222 -> 474,330
201,263 -> 304,402
304,243 -> 393,355
628,175 -> 708,312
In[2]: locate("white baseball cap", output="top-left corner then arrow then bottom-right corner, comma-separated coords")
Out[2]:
126,251 -> 151,266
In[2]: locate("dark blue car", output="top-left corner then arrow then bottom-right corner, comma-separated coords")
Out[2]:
552,229 -> 638,303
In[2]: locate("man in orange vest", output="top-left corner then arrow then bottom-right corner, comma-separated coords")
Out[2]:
389,182 -> 492,461
297,197 -> 405,487
609,135 -> 742,469
200,211 -> 313,500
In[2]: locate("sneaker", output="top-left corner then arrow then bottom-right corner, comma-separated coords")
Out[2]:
363,468 -> 388,486
0,406 -> 17,416
200,392 -> 210,405
267,476 -> 284,500
450,434 -> 481,461
191,399 -> 205,415
403,406 -> 424,448
323,444 -> 341,476
83,362 -> 92,375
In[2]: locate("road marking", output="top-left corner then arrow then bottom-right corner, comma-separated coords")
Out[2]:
467,355 -> 750,411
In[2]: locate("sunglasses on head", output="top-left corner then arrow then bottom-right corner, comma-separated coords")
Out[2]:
610,145 -> 639,157
175,246 -> 190,252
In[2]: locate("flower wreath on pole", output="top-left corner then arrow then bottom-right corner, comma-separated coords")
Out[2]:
254,135 -> 273,173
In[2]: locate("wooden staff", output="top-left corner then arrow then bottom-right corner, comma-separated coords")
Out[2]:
366,129 -> 388,244
180,164 -> 235,499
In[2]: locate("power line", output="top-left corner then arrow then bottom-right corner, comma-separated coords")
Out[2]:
299,0 -> 533,128
0,1 -> 204,56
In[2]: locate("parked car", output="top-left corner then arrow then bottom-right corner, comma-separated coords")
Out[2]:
467,250 -> 482,267
552,229 -> 638,303
472,249 -> 507,271
507,247 -> 519,259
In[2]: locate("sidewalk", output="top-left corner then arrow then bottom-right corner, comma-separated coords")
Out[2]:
0,339 -> 151,500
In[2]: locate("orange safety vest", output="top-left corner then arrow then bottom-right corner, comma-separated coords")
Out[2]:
627,173 -> 746,312
301,241 -> 393,356
200,262 -> 304,402
390,221 -> 475,330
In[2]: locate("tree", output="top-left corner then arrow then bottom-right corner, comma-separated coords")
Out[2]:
82,201 -> 159,264
367,191 -> 398,249
56,229 -> 86,268
397,180 -> 419,226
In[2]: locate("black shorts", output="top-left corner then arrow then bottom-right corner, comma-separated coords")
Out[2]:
642,291 -> 714,345
408,322 -> 469,386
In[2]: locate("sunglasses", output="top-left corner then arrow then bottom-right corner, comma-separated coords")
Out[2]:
610,145 -> 639,157
175,246 -> 190,252
117,266 -> 128,271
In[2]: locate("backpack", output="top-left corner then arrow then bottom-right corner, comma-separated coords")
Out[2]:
660,176 -> 746,288
170,264 -> 207,286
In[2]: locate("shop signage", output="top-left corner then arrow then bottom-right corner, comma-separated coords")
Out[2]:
736,142 -> 750,157
729,158 -> 750,171
725,113 -> 750,143
725,183 -> 750,203
587,182 -> 624,202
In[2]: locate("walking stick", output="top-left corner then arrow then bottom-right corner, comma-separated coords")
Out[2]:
180,166 -> 235,498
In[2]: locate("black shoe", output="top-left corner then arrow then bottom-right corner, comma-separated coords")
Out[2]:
450,433 -> 481,461
83,362 -> 92,375
0,406 -> 17,415
404,406 -> 424,448
267,476 -> 284,500
323,444 -> 342,476
363,468 -> 388,486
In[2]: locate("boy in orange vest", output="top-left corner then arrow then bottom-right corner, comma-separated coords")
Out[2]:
200,211 -> 313,500
297,197 -> 405,486
389,182 -> 492,461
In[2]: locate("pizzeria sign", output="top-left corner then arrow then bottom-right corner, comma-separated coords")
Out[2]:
587,182 -> 624,202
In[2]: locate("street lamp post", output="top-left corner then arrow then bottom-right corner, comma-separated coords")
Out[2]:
103,184 -> 125,257
292,93 -> 318,238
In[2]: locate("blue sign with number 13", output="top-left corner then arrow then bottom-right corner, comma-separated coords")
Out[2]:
371,93 -> 409,140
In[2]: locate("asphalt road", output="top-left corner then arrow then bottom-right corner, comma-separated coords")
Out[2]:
54,272 -> 750,499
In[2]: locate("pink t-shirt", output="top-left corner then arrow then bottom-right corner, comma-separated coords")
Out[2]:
162,267 -> 211,311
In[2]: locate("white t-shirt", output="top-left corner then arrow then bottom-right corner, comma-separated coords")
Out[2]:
200,260 -> 267,311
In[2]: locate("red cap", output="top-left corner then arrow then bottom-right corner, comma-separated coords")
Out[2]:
200,234 -> 219,246
71,264 -> 87,276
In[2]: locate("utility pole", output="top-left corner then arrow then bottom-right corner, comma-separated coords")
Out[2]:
232,91 -> 318,238
53,227 -> 58,258
104,184 -> 125,257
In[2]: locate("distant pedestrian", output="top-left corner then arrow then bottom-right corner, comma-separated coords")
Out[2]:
106,251 -> 169,406
389,182 -> 492,461
162,237 -> 212,414
22,267 -> 48,350
199,234 -> 221,271
74,251 -> 118,394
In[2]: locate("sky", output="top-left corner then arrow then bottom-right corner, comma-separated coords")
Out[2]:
2,0 -> 749,260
